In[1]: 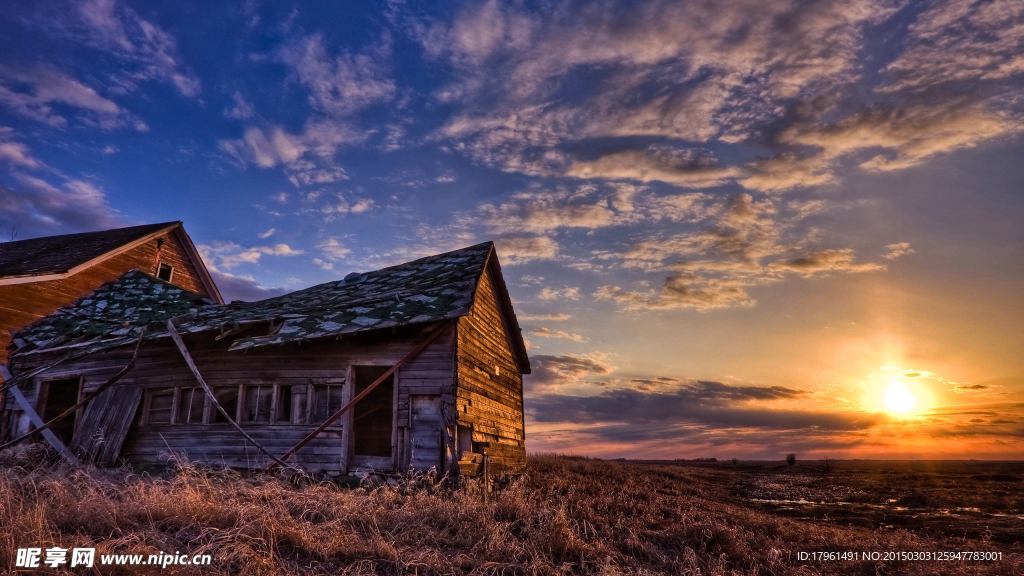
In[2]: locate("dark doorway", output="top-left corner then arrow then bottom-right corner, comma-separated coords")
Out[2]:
352,366 -> 394,457
40,378 -> 80,444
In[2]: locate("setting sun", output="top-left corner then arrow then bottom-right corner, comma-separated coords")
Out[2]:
884,381 -> 916,414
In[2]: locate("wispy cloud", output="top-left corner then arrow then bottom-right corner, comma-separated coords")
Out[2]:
518,313 -> 571,321
208,269 -> 289,303
0,171 -> 122,237
537,286 -> 580,301
224,90 -> 256,120
44,0 -> 201,97
198,240 -> 304,270
412,0 -> 1023,196
883,242 -> 914,260
594,194 -> 886,310
494,235 -> 558,264
278,32 -> 395,118
529,327 -> 585,343
527,352 -> 616,392
0,65 -> 143,130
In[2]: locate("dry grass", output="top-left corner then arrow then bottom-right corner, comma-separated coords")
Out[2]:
0,445 -> 1020,575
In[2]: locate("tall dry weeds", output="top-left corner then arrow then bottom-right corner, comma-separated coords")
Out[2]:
0,446 -> 1018,575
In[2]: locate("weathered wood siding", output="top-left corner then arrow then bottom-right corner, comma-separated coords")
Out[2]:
0,229 -> 210,367
456,264 -> 526,473
6,325 -> 455,474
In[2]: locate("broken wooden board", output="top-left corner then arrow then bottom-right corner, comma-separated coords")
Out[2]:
70,383 -> 142,466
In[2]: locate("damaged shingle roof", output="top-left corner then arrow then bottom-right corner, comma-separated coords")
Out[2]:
0,222 -> 178,278
11,270 -> 212,353
12,241 -> 495,355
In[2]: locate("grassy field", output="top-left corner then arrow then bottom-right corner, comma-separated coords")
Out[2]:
0,445 -> 1021,575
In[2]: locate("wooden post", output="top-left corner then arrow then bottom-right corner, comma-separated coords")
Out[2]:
482,453 -> 490,504
339,366 -> 354,473
166,320 -> 303,474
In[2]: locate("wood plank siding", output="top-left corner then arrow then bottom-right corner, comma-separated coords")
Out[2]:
1,228 -> 212,367
6,325 -> 456,474
455,264 -> 527,473
4,240 -> 530,477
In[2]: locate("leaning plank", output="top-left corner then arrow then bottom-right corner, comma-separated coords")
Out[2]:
1,333 -> 144,453
71,383 -> 143,466
269,321 -> 451,471
0,367 -> 81,466
166,320 -> 304,474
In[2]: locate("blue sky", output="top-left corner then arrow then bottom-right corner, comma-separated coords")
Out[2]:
2,0 -> 1022,459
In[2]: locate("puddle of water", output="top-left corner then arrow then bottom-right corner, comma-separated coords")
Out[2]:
746,499 -> 1024,520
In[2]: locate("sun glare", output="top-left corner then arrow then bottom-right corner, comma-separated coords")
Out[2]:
884,381 -> 915,414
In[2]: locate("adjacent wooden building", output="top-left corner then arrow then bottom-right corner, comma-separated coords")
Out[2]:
2,242 -> 528,476
0,222 -> 223,372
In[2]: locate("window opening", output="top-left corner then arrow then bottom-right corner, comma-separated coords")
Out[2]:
176,387 -> 204,424
40,377 -> 80,444
213,387 -> 239,423
157,262 -> 173,282
352,366 -> 394,457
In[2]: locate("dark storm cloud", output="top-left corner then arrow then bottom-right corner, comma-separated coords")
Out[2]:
526,353 -> 616,392
528,384 -> 883,433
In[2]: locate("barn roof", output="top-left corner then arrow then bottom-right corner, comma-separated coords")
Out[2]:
0,221 -> 223,303
0,222 -> 177,279
10,241 -> 530,372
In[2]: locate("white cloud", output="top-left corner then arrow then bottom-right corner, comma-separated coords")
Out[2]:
317,237 -> 351,260
217,122 -> 359,186
422,0 -> 898,182
0,65 -> 140,130
224,90 -> 256,120
198,241 -> 304,270
70,0 -> 201,97
209,269 -> 289,303
518,313 -> 571,321
258,228 -> 275,239
0,129 -> 42,169
595,194 -> 887,311
881,0 -> 1024,92
883,242 -> 914,260
278,32 -> 396,118
538,286 -> 580,301
529,327 -> 585,342
494,235 -> 558,264
0,172 -> 122,238
567,146 -> 742,188
413,0 -> 1024,195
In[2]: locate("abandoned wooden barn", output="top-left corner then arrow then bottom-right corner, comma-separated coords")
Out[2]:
0,222 -> 224,373
1,242 -> 528,477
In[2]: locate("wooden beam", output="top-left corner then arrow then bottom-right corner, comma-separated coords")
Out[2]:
269,321 -> 450,471
0,336 -> 136,394
166,320 -> 304,474
0,366 -> 80,466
